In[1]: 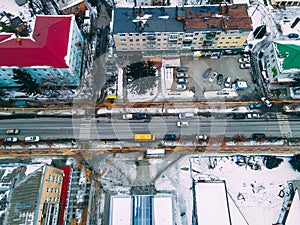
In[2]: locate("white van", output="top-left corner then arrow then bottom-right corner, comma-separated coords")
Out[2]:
261,70 -> 269,83
179,112 -> 195,119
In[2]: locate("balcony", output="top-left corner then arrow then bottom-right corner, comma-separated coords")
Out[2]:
206,32 -> 216,40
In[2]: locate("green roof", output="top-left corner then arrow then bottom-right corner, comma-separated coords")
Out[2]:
276,42 -> 300,70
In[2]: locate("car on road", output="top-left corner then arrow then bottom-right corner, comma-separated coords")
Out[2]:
238,57 -> 250,63
176,67 -> 188,72
135,114 -> 150,120
177,121 -> 189,127
198,135 -> 207,141
176,73 -> 188,78
96,28 -> 101,36
176,84 -> 187,91
247,113 -> 260,119
232,114 -> 246,119
252,133 -> 266,140
25,136 -> 40,143
176,78 -> 188,84
288,33 -> 299,39
208,72 -> 218,83
164,134 -> 177,141
249,103 -> 261,109
202,68 -> 212,78
122,114 -> 133,120
6,129 -> 20,135
224,77 -> 231,88
240,63 -> 251,69
107,66 -> 118,71
217,74 -> 223,85
4,137 -> 18,143
261,97 -> 272,107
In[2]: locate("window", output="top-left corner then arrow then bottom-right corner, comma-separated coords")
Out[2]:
120,38 -> 126,42
226,42 -> 229,44
219,42 -> 223,44
119,34 -> 125,36
228,37 -> 232,40
235,37 -> 241,39
221,37 -> 225,39
129,34 -> 132,36
194,32 -> 199,35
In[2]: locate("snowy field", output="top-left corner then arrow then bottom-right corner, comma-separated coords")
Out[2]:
154,155 -> 300,225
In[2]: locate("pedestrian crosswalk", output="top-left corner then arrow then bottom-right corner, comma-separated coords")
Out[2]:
79,117 -> 92,140
277,114 -> 293,138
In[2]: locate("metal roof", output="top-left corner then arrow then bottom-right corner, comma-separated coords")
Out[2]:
112,5 -> 252,34
275,42 -> 300,70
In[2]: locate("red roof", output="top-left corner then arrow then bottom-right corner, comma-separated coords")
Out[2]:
0,15 -> 73,68
58,166 -> 72,225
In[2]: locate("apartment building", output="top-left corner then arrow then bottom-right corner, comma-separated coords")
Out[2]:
0,15 -> 84,87
6,165 -> 64,225
112,5 -> 252,57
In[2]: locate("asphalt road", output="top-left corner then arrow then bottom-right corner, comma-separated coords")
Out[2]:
0,116 -> 299,141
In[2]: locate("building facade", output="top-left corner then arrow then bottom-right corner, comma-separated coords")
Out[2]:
6,165 -> 64,225
0,15 -> 84,87
112,5 -> 252,57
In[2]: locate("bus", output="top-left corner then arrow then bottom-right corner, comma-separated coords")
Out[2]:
146,149 -> 166,157
134,134 -> 156,141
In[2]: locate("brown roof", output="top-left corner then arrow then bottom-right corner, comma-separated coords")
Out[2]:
184,4 -> 252,31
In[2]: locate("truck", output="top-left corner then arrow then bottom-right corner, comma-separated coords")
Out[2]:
134,134 -> 156,141
178,112 -> 195,119
232,81 -> 247,90
6,129 -> 20,135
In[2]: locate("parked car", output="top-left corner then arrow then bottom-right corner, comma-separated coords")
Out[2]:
177,121 -> 189,127
224,77 -> 231,88
176,84 -> 187,91
202,68 -> 212,78
249,103 -> 261,109
6,129 -> 20,135
232,114 -> 246,119
4,137 -> 18,143
176,73 -> 188,78
107,66 -> 118,71
164,134 -> 177,141
261,97 -> 272,107
208,72 -> 218,83
217,74 -> 223,85
252,133 -> 266,139
247,113 -> 260,119
288,33 -> 299,39
177,78 -> 188,84
25,136 -> 40,143
107,77 -> 117,83
176,67 -> 188,72
240,63 -> 251,69
238,57 -> 250,63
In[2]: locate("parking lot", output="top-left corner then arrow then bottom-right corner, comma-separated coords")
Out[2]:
179,55 -> 261,101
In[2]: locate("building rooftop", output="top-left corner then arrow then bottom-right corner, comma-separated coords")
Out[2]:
0,15 -> 73,68
112,5 -> 252,34
274,41 -> 300,71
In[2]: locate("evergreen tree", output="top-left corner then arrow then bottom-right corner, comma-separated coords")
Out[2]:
289,154 -> 300,172
12,69 -> 40,95
263,156 -> 283,169
126,61 -> 157,95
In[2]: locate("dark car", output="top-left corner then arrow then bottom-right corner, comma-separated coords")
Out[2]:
249,103 -> 261,109
107,77 -> 117,83
252,133 -> 266,139
232,114 -> 246,119
202,68 -> 212,78
217,74 -> 223,85
176,67 -> 189,72
135,114 -> 150,120
288,33 -> 299,39
164,134 -> 177,141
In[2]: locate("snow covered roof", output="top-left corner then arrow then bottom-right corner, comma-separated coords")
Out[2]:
110,195 -> 174,225
285,190 -> 300,225
0,15 -> 74,68
274,41 -> 300,70
194,181 -> 231,225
